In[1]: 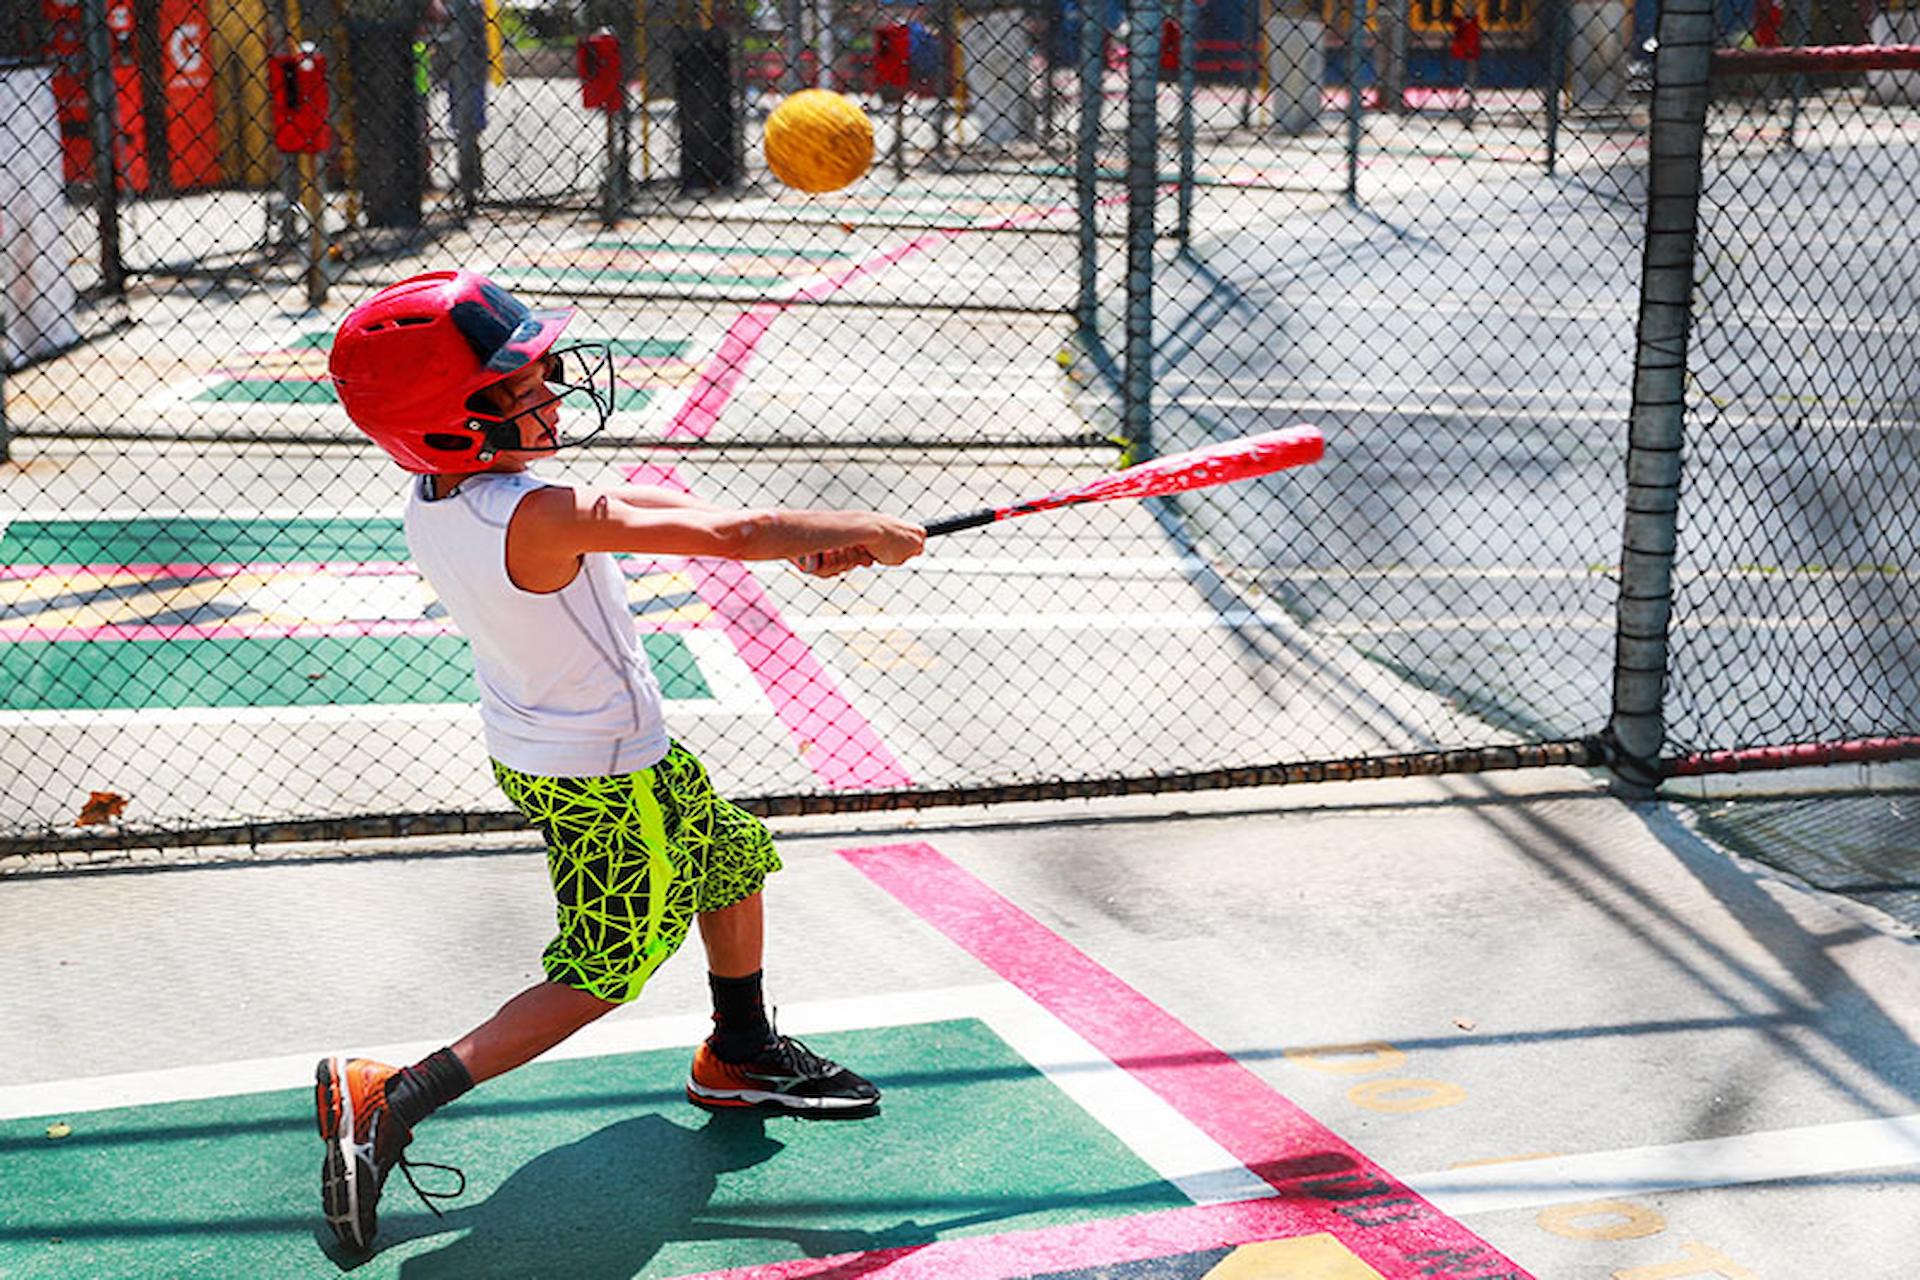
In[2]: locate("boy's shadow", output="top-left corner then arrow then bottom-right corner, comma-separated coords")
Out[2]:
372,1111 -> 903,1279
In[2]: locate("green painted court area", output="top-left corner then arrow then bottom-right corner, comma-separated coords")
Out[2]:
3,516 -> 411,566
1,632 -> 707,712
0,1019 -> 1188,1279
584,238 -> 854,261
2,518 -> 711,711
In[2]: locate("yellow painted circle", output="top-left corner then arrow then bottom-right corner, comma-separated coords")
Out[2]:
1536,1199 -> 1667,1241
764,89 -> 874,194
1344,1076 -> 1468,1113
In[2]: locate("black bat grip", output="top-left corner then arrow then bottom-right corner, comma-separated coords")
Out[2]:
923,509 -> 998,537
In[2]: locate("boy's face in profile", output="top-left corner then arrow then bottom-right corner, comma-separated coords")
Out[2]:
474,356 -> 565,466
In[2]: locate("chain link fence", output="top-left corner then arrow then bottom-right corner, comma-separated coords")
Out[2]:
1,0 -> 1917,861
1666,44 -> 1920,760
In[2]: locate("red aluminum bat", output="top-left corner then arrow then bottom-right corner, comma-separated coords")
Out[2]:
796,424 -> 1325,570
922,424 -> 1325,536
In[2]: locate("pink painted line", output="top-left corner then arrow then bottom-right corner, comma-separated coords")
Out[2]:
823,841 -> 1534,1280
668,1198 -> 1358,1280
668,303 -> 783,439
623,463 -> 911,791
662,190 -> 1126,441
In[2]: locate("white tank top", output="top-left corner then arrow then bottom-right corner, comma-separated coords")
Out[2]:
404,470 -> 669,777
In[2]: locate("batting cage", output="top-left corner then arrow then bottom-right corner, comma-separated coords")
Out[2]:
0,0 -> 1916,864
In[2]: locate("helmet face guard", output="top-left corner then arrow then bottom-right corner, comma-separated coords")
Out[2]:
329,270 -> 618,473
464,341 -> 618,463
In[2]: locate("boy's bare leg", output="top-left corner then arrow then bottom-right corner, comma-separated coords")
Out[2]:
451,981 -> 619,1084
698,890 -> 765,977
450,891 -> 765,1086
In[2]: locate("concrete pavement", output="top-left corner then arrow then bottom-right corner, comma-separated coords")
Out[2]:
4,767 -> 1918,1277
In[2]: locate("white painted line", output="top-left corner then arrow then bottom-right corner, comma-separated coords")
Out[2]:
1409,1113 -> 1920,1215
909,556 -> 1209,578
0,636 -> 765,729
729,381 -> 1064,403
788,609 -> 1295,636
0,983 -> 1267,1208
1162,374 -> 1631,403
0,505 -> 401,523
1322,614 -> 1920,637
969,985 -> 1277,1207
0,692 -> 753,731
681,627 -> 770,716
0,703 -> 485,730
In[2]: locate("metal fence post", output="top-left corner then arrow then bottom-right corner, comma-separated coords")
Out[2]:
781,0 -> 803,94
449,0 -> 486,216
935,0 -> 956,162
1784,0 -> 1811,148
1124,0 -> 1162,460
1344,0 -> 1367,204
1544,0 -> 1566,175
1077,0 -> 1103,337
1604,0 -> 1716,797
81,0 -> 126,297
0,312 -> 10,466
1176,0 -> 1196,248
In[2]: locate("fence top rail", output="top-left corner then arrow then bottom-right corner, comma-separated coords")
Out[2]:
1710,43 -> 1920,77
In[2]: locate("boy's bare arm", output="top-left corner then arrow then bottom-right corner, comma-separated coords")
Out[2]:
605,485 -> 725,513
507,484 -> 922,586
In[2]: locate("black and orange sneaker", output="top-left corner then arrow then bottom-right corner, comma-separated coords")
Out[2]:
314,1056 -> 464,1250
686,1034 -> 881,1117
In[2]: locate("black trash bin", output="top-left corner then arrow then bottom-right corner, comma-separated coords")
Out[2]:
674,30 -> 735,191
346,19 -> 426,227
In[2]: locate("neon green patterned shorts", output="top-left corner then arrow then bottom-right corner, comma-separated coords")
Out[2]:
491,743 -> 782,1003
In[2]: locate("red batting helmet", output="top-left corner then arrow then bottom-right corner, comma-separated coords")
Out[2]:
330,269 -> 603,473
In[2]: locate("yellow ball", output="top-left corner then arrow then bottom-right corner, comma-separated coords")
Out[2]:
764,89 -> 873,194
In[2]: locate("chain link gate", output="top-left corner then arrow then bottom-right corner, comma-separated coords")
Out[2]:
2,0 -> 1918,865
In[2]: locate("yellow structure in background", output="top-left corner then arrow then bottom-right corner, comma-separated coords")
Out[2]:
485,0 -> 505,85
208,0 -> 274,186
1330,0 -> 1533,38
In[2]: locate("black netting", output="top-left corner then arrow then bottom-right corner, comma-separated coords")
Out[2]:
1668,29 -> 1920,755
2,0 -> 1916,860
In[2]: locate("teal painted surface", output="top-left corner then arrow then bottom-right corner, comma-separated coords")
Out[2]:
0,632 -> 706,711
0,1019 -> 1187,1278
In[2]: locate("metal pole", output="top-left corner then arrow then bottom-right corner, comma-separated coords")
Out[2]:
1544,0 -> 1566,175
1041,1 -> 1059,147
450,0 -> 485,216
81,0 -> 127,296
0,305 -> 10,465
1076,0 -> 1103,336
1176,0 -> 1196,248
781,0 -> 802,92
602,107 -> 618,225
1784,0 -> 1811,148
1345,0 -> 1366,203
1124,0 -> 1161,460
893,91 -> 907,178
301,152 -> 327,307
1380,0 -> 1408,112
935,0 -> 956,161
1604,0 -> 1715,798
1244,0 -> 1260,128
635,0 -> 650,183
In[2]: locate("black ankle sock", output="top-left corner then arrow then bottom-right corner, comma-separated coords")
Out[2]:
708,970 -> 774,1063
386,1047 -> 475,1131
